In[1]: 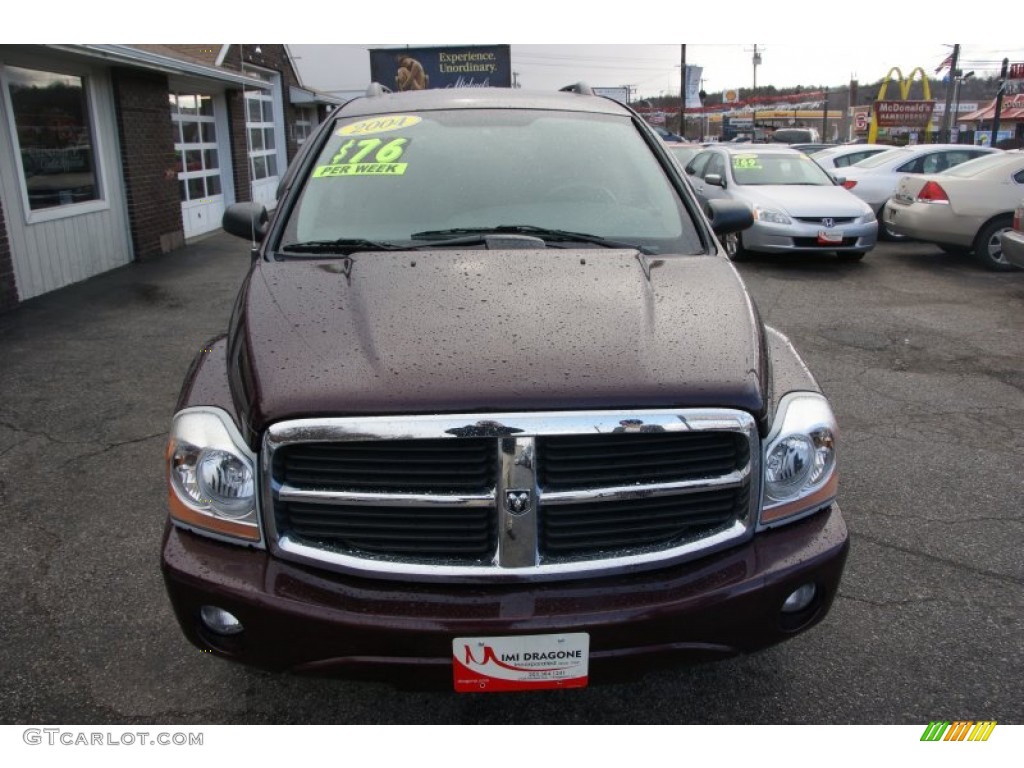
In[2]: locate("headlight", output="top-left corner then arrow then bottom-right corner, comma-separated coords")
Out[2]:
861,208 -> 877,223
760,392 -> 838,526
167,407 -> 260,543
752,205 -> 792,225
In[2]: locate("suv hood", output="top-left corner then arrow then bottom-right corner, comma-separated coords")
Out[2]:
228,250 -> 768,435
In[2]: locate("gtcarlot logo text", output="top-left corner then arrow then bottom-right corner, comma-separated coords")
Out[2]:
23,729 -> 203,746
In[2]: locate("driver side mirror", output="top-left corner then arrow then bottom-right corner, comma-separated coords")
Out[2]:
705,173 -> 726,189
223,202 -> 269,242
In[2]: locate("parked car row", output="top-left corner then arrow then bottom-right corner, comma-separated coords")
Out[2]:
881,151 -> 1024,270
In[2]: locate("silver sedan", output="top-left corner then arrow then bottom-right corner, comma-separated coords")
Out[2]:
684,145 -> 877,261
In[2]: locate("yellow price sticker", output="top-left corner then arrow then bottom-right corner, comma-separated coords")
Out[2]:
338,115 -> 422,136
732,156 -> 761,169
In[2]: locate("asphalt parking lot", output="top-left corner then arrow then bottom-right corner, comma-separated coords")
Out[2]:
0,233 -> 1021,724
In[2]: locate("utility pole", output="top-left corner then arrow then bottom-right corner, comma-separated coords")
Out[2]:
751,44 -> 762,138
679,44 -> 687,138
953,70 -> 974,141
940,44 -> 960,142
991,58 -> 1010,147
822,87 -> 830,141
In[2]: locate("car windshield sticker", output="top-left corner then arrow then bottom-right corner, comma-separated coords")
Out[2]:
733,155 -> 761,170
337,115 -> 422,136
313,137 -> 410,178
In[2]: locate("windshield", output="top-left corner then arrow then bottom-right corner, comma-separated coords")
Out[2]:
729,153 -> 835,186
279,109 -> 702,254
853,148 -> 912,169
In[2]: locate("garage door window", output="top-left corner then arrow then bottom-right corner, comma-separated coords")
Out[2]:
4,65 -> 100,211
246,90 -> 277,180
170,93 -> 222,202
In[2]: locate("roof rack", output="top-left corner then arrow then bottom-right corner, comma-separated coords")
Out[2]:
559,82 -> 594,96
365,82 -> 392,97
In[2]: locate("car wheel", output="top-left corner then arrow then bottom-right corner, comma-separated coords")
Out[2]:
836,251 -> 866,262
722,232 -> 748,261
971,216 -> 1015,271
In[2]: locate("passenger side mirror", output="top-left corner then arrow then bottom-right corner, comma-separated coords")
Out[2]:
705,173 -> 726,188
706,199 -> 753,236
223,202 -> 270,242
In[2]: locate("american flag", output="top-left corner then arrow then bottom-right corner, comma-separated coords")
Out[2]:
935,53 -> 954,74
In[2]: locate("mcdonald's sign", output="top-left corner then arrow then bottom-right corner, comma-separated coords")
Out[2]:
869,67 -> 936,143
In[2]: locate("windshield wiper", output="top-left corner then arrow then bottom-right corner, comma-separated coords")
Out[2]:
409,225 -> 657,254
279,239 -> 410,255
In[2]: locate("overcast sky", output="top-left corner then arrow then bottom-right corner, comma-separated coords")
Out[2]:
15,2 -> 1021,100
288,43 -> 1021,99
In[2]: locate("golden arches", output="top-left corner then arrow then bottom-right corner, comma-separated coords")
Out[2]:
868,66 -> 935,143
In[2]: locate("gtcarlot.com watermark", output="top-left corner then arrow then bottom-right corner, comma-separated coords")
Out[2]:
23,729 -> 203,747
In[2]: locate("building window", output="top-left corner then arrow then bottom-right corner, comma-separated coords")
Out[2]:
245,89 -> 277,180
294,106 -> 314,145
5,65 -> 100,211
170,93 -> 221,202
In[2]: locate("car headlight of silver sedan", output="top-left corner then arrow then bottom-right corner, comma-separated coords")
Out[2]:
752,205 -> 792,225
760,392 -> 838,527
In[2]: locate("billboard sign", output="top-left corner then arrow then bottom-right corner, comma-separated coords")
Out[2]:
684,66 -> 704,109
369,46 -> 511,90
874,100 -> 936,127
593,87 -> 630,105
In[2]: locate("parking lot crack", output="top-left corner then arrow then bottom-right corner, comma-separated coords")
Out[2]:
852,531 -> 1024,587
0,417 -> 105,447
60,432 -> 166,467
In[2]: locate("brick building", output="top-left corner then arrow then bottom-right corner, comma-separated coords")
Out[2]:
0,44 -> 341,312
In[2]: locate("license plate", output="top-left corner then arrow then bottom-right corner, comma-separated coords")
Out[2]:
817,229 -> 843,244
453,633 -> 589,692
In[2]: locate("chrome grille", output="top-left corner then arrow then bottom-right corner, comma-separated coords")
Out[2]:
263,410 -> 760,582
794,216 -> 856,225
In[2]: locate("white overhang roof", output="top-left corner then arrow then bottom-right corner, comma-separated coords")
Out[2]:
46,44 -> 270,89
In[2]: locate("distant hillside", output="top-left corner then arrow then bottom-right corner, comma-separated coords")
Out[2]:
644,75 -> 1005,111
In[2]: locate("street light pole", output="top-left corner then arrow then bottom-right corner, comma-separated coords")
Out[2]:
680,44 -> 687,139
751,44 -> 761,138
953,71 -> 973,141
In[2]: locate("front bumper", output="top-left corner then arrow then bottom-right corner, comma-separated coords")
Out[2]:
162,505 -> 849,688
883,199 -> 974,246
742,220 -> 876,254
1000,229 -> 1024,269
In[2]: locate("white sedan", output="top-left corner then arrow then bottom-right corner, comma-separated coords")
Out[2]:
883,150 -> 1024,270
809,143 -> 893,171
839,144 -> 1000,239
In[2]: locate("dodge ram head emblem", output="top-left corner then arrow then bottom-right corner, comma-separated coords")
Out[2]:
505,489 -> 533,515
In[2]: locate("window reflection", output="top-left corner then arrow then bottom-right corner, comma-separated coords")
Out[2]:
7,65 -> 100,211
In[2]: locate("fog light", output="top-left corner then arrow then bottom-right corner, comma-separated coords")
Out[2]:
200,605 -> 243,635
782,584 -> 817,614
